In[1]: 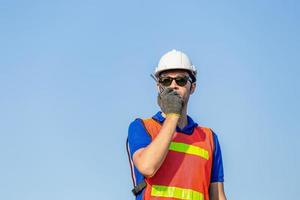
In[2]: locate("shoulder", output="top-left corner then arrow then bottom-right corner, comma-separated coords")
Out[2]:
127,118 -> 152,156
196,126 -> 221,148
128,118 -> 143,129
197,126 -> 216,138
128,118 -> 153,133
128,118 -> 146,139
197,126 -> 219,137
209,129 -> 221,145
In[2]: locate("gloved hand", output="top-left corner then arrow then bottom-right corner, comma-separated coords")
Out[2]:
157,88 -> 184,116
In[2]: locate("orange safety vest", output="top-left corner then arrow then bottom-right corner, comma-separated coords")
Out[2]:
141,118 -> 215,200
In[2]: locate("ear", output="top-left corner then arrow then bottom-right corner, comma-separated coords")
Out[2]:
190,82 -> 196,95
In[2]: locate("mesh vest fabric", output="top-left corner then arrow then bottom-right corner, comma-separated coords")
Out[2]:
141,118 -> 214,200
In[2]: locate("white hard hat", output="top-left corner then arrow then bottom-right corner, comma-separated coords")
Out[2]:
154,49 -> 197,80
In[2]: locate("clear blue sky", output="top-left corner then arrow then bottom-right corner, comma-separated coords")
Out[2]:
0,1 -> 299,199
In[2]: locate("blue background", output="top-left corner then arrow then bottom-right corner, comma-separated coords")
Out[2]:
0,1 -> 299,199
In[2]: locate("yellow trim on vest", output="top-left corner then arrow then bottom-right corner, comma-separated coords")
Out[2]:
151,185 -> 204,200
169,142 -> 209,160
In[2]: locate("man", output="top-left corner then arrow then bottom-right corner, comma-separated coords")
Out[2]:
127,49 -> 227,200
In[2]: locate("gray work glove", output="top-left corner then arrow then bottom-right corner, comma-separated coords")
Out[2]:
157,88 -> 184,115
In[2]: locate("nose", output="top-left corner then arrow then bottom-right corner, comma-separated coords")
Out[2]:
169,79 -> 179,89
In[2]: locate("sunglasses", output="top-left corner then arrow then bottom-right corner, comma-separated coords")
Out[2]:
158,76 -> 192,87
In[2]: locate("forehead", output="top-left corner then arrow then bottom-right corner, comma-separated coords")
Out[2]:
159,69 -> 189,77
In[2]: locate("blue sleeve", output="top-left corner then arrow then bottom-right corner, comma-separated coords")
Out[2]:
210,131 -> 224,182
127,119 -> 151,200
127,119 -> 152,158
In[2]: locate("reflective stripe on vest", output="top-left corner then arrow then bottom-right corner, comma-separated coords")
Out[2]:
151,185 -> 204,200
169,142 -> 209,160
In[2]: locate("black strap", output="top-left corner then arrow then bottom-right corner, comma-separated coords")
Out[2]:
132,180 -> 146,196
126,138 -> 147,196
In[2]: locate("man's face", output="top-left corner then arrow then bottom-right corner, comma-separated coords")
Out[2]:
157,70 -> 196,104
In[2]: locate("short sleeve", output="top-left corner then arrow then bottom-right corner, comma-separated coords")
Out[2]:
210,131 -> 224,182
127,119 -> 152,158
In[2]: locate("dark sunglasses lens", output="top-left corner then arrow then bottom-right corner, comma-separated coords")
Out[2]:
175,77 -> 188,86
159,78 -> 172,86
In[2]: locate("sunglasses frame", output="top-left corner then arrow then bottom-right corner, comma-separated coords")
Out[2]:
158,75 -> 192,87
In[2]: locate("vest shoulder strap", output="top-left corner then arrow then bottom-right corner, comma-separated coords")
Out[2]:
140,118 -> 161,139
196,126 -> 215,152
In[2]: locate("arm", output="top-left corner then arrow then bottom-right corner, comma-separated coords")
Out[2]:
210,131 -> 226,199
132,115 -> 179,177
132,88 -> 183,177
210,182 -> 227,200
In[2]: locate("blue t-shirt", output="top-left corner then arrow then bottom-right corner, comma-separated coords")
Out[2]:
127,111 -> 224,200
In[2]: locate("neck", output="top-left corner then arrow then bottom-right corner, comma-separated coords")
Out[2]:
177,104 -> 188,129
